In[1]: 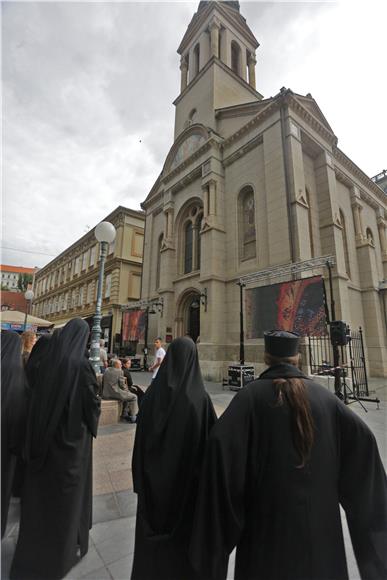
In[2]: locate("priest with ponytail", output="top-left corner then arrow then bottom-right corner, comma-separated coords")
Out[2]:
190,330 -> 387,580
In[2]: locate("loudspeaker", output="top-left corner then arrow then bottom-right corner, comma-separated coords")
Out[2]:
330,320 -> 348,346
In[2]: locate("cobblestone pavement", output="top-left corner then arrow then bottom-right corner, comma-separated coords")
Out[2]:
2,372 -> 386,580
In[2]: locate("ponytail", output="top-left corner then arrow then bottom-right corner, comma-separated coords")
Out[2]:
265,353 -> 314,468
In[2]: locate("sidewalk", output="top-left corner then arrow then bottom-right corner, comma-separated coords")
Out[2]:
2,373 -> 386,580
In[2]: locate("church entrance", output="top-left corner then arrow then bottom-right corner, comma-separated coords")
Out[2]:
187,295 -> 200,343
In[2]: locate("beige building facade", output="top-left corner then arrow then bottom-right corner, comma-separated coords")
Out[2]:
32,206 -> 144,352
141,0 -> 387,379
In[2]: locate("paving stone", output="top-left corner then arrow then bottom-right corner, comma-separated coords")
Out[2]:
93,493 -> 121,525
91,517 -> 134,546
94,530 -> 133,566
63,545 -> 105,580
107,554 -> 134,580
81,565 -> 113,579
1,536 -> 17,580
115,490 -> 137,518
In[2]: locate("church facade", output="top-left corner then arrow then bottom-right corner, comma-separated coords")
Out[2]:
141,0 -> 387,379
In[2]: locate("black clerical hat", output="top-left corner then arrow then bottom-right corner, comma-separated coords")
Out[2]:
264,330 -> 300,357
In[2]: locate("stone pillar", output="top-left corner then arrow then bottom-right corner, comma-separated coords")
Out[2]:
315,150 -> 350,321
180,55 -> 188,92
283,118 -> 311,262
377,213 -> 387,279
350,186 -> 365,244
209,19 -> 220,58
351,200 -> 365,244
247,52 -> 256,89
208,180 -> 217,215
263,122 -> 292,265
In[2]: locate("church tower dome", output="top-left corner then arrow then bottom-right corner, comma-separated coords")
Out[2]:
174,0 -> 263,138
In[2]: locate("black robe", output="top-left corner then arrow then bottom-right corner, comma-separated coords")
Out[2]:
10,319 -> 101,580
1,331 -> 27,538
131,336 -> 217,580
190,364 -> 387,580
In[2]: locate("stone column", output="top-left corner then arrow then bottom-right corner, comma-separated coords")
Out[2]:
208,180 -> 217,215
180,55 -> 188,92
351,200 -> 365,244
202,183 -> 209,217
350,186 -> 365,244
209,19 -> 220,58
377,215 -> 387,257
247,52 -> 256,89
377,213 -> 387,279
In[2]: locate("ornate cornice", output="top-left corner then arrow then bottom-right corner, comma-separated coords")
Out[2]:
285,94 -> 337,147
222,101 -> 278,148
333,147 -> 387,208
223,133 -> 263,167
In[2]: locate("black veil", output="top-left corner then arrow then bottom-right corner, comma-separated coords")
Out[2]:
1,331 -> 27,536
132,336 -> 216,536
25,318 -> 91,468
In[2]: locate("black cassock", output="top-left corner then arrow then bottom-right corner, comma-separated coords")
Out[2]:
1,331 -> 27,538
131,337 -> 217,580
10,319 -> 101,580
190,364 -> 387,580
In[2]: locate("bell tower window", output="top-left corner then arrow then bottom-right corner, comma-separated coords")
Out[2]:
231,41 -> 241,76
194,43 -> 200,77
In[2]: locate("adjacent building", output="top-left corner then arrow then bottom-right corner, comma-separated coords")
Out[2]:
372,170 -> 387,195
1,264 -> 37,291
141,0 -> 387,379
32,206 -> 145,352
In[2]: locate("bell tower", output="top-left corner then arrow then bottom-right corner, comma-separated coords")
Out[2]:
174,0 -> 263,138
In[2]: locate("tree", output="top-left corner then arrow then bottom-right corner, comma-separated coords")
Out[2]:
17,273 -> 33,292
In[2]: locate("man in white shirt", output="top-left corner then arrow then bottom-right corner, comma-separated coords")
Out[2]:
149,337 -> 166,380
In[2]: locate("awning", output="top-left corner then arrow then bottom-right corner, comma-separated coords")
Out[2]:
0,310 -> 53,329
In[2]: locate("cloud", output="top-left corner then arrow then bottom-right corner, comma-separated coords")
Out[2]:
2,0 -> 386,269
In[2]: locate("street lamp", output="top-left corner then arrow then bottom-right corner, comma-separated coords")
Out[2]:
24,289 -> 34,331
89,221 -> 116,375
237,280 -> 246,365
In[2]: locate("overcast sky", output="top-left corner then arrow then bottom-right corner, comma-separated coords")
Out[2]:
2,0 -> 386,269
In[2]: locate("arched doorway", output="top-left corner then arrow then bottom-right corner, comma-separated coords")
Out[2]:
176,290 -> 201,343
187,295 -> 200,343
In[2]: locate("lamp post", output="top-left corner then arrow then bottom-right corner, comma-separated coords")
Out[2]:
89,221 -> 116,375
24,289 -> 34,331
237,280 -> 246,365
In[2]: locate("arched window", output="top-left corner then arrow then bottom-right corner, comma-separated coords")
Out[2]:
184,222 -> 193,274
231,41 -> 241,76
180,203 -> 203,275
239,187 -> 256,260
195,213 -> 203,270
193,43 -> 200,76
366,227 -> 374,246
339,209 -> 351,278
156,234 -> 163,290
305,188 -> 315,258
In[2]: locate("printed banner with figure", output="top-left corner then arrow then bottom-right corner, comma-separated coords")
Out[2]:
122,310 -> 146,342
245,275 -> 327,338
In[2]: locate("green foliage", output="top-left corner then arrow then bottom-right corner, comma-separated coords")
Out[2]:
17,273 -> 33,292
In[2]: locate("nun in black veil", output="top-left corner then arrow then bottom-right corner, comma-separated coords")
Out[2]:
10,318 -> 101,580
1,331 -> 27,538
131,336 -> 217,580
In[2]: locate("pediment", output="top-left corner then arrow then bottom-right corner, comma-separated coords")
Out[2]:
293,94 -> 335,134
164,124 -> 210,173
216,97 -> 274,120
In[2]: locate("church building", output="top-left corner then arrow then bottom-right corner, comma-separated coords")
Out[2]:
141,0 -> 387,379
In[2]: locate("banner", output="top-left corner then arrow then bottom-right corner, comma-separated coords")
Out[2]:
122,310 -> 146,342
245,275 -> 326,338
